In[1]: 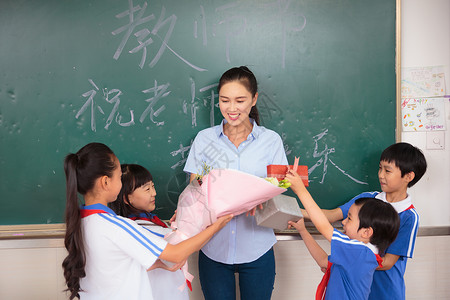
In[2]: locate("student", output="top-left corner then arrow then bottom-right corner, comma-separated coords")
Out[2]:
285,170 -> 400,300
183,66 -> 288,299
62,142 -> 232,300
109,163 -> 188,300
302,142 -> 427,300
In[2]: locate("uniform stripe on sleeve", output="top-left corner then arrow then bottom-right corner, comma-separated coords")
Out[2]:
407,209 -> 419,257
142,226 -> 166,238
332,230 -> 367,247
99,214 -> 164,256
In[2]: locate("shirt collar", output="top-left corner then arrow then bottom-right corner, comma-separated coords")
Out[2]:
375,192 -> 413,213
365,242 -> 379,255
215,118 -> 260,139
81,203 -> 116,215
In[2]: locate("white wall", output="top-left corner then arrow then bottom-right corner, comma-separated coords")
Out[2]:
401,0 -> 450,226
1,236 -> 450,300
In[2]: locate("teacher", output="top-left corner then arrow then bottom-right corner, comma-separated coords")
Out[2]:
183,66 -> 288,300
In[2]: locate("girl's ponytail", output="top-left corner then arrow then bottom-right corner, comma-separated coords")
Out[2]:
62,153 -> 85,300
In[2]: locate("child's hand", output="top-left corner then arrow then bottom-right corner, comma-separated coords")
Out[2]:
163,259 -> 187,272
169,210 -> 177,225
288,218 -> 306,233
246,204 -> 264,217
285,169 -> 306,194
213,214 -> 234,230
150,259 -> 186,272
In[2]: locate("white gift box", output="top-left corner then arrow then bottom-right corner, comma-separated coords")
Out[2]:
255,194 -> 303,230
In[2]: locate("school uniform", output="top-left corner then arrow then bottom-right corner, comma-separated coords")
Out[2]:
79,204 -> 167,300
131,213 -> 189,300
339,192 -> 419,300
323,230 -> 381,300
184,119 -> 288,299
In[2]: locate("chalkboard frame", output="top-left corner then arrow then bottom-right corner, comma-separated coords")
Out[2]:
0,0 -> 402,232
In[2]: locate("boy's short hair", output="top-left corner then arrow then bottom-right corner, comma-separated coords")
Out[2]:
355,198 -> 400,255
380,142 -> 427,187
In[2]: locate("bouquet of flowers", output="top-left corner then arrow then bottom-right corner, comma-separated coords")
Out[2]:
165,168 -> 287,244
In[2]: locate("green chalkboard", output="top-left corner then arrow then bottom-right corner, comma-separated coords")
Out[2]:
0,0 -> 396,225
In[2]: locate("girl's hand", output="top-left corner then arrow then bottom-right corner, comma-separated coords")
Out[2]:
212,214 -> 234,230
162,259 -> 186,272
169,210 -> 177,225
285,169 -> 306,194
246,204 -> 264,217
288,218 -> 306,233
149,259 -> 186,272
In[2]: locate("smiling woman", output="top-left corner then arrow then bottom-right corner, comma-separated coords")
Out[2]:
183,66 -> 289,300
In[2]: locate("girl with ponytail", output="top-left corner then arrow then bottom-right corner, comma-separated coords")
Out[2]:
62,143 -> 232,299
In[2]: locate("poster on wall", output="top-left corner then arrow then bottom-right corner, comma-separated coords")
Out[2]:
401,98 -> 446,131
401,66 -> 446,98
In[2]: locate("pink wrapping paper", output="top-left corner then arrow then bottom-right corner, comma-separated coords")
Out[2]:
165,168 -> 286,244
164,169 -> 287,286
204,169 -> 287,217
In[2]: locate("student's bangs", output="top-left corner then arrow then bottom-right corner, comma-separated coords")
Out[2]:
124,164 -> 153,191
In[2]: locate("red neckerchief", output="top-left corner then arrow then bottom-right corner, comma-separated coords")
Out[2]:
315,254 -> 383,300
80,209 -> 109,218
404,204 -> 415,211
375,254 -> 383,268
130,215 -> 168,228
316,261 -> 333,300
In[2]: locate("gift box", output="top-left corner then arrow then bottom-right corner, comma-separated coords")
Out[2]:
255,194 -> 303,230
267,164 -> 309,186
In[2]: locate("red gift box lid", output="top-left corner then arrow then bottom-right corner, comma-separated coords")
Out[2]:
267,165 -> 309,187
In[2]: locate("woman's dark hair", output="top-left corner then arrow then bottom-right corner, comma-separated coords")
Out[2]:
218,66 -> 260,125
62,142 -> 116,299
380,142 -> 427,187
109,164 -> 153,217
354,198 -> 400,255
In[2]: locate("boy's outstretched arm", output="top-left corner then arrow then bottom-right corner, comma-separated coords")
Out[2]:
377,253 -> 400,270
301,207 -> 344,223
285,170 -> 334,242
289,218 -> 328,270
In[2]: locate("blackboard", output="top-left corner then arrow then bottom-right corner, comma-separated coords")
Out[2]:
0,0 -> 397,225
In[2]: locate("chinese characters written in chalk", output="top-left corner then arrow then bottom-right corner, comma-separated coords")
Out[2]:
112,0 -> 207,71
75,79 -> 169,131
182,79 -> 218,128
112,0 -> 306,70
308,129 -> 368,185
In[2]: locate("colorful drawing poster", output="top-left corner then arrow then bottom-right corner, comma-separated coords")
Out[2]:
402,98 -> 446,131
401,66 -> 446,98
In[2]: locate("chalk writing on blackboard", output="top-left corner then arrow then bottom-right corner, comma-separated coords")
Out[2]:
112,1 -> 207,71
75,79 -> 135,132
140,80 -> 171,126
170,140 -> 192,170
76,79 -> 168,131
258,92 -> 283,123
182,80 -> 219,128
281,133 -> 292,156
308,129 -> 368,185
193,5 -> 207,46
214,1 -> 306,68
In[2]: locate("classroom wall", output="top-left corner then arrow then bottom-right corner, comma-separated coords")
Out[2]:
1,236 -> 449,299
0,1 -> 449,299
400,0 -> 450,226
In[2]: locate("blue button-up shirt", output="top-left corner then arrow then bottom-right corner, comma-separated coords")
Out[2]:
184,119 -> 288,264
